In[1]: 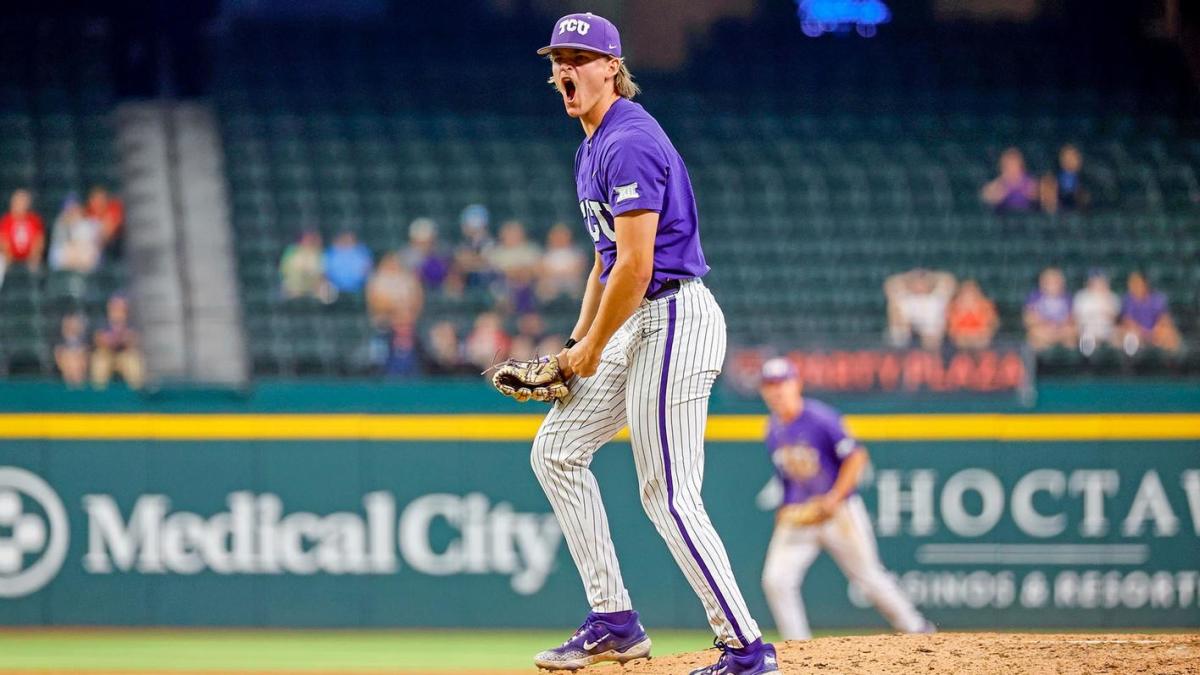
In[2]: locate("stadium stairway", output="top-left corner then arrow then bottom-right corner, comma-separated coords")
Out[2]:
116,101 -> 248,388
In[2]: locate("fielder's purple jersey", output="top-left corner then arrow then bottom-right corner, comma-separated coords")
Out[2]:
574,97 -> 709,297
766,399 -> 859,505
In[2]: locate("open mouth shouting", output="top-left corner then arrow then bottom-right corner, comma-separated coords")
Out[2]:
561,75 -> 577,105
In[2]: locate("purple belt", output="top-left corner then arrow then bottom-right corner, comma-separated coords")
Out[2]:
645,278 -> 686,301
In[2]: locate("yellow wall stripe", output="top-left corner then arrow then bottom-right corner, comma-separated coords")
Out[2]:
0,413 -> 1196,441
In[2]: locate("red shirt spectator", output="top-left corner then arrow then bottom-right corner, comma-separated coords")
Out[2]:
85,186 -> 124,245
0,189 -> 45,268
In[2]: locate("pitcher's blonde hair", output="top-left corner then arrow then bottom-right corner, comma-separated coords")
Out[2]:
547,56 -> 641,100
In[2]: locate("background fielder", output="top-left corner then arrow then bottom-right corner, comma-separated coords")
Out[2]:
757,357 -> 932,641
528,12 -> 777,675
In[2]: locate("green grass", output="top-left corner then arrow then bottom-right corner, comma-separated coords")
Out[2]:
0,629 -> 787,672
2,628 -> 1191,672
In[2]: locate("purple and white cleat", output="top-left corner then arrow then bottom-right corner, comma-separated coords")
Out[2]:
689,638 -> 780,675
534,610 -> 652,671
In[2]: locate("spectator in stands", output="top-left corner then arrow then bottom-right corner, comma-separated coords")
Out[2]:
1120,271 -> 1181,354
884,269 -> 957,350
464,311 -> 510,370
508,312 -> 547,360
537,222 -> 587,301
453,204 -> 496,288
422,320 -> 475,376
367,252 -> 423,327
374,307 -> 422,377
91,294 -> 144,390
55,312 -> 89,388
1024,267 -> 1076,351
488,219 -> 542,314
85,186 -> 125,252
48,195 -> 102,274
399,217 -> 454,290
981,147 -> 1038,213
1040,144 -> 1089,214
323,230 -> 372,294
279,230 -> 332,301
1073,270 -> 1121,355
1,189 -> 45,273
946,279 -> 999,350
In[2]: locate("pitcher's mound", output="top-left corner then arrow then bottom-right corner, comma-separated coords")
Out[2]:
588,632 -> 1200,674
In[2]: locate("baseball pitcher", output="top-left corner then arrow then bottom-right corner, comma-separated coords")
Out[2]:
757,357 -> 934,640
490,12 -> 778,675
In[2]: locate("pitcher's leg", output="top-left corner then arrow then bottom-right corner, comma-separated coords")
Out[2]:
627,289 -> 761,647
531,338 -> 632,612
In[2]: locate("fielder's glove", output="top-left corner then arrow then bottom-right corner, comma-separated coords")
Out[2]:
490,354 -> 570,403
779,498 -> 834,527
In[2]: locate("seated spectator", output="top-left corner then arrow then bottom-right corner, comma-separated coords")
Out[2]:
323,230 -> 372,294
453,204 -> 496,287
509,312 -> 547,360
367,252 -> 423,326
947,280 -> 999,350
885,269 -> 957,350
1120,271 -> 1181,354
422,320 -> 475,376
48,196 -> 102,274
399,217 -> 454,290
1040,144 -> 1089,214
91,294 -> 145,390
1073,270 -> 1121,355
374,308 -> 422,377
279,230 -> 332,301
1024,267 -> 1076,351
487,220 -> 542,277
55,312 -> 89,388
85,186 -> 124,251
981,147 -> 1038,213
537,222 -> 587,301
464,311 -> 511,370
1,189 -> 45,272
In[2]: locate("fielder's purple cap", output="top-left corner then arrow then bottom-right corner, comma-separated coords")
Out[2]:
761,358 -> 798,384
537,12 -> 622,58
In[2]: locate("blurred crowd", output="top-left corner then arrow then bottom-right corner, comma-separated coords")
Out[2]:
980,144 -> 1089,215
277,204 -> 589,377
884,266 -> 1182,356
0,186 -> 145,389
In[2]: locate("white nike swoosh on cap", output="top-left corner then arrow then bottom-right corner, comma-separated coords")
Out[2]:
608,44 -> 617,49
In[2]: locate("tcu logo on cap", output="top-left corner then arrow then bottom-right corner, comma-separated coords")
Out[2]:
558,18 -> 591,36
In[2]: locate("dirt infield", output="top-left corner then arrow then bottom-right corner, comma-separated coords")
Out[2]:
585,633 -> 1200,675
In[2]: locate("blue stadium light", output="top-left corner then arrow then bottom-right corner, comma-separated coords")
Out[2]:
795,0 -> 891,38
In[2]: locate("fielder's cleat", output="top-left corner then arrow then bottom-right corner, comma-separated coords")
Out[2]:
689,638 -> 780,675
534,610 -> 652,671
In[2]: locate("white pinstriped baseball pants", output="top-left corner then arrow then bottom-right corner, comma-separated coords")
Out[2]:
761,495 -> 927,640
531,280 -> 762,648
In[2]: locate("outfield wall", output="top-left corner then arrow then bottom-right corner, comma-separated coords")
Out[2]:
0,380 -> 1197,629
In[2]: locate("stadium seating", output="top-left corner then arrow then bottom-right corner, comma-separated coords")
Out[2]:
0,17 -> 124,376
213,18 -> 1200,376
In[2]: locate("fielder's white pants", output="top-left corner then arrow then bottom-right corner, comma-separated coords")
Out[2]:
531,280 -> 761,648
761,494 -> 926,640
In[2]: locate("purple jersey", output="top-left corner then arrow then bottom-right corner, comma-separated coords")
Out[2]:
765,399 -> 859,505
574,97 -> 709,297
1122,291 -> 1169,331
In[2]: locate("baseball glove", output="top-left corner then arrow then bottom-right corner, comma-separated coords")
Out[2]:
490,354 -> 570,403
779,499 -> 833,527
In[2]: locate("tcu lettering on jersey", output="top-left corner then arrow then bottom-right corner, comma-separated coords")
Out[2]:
558,19 -> 591,35
579,199 -> 616,242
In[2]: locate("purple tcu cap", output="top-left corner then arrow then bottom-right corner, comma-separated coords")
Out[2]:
537,12 -> 622,58
761,358 -> 798,384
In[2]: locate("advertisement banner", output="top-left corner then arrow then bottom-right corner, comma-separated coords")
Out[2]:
1,433 -> 1197,629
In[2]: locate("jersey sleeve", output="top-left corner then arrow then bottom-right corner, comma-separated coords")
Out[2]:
602,133 -> 668,216
817,406 -> 858,460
